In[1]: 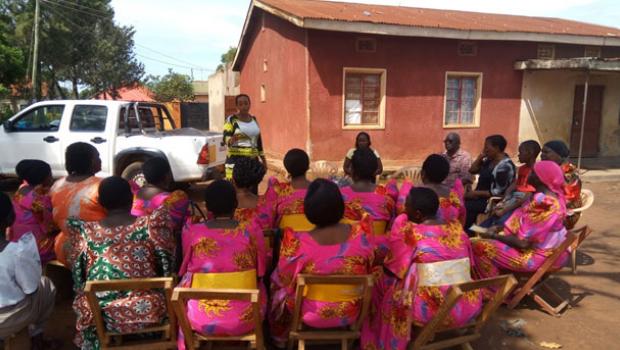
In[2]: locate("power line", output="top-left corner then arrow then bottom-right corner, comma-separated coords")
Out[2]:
40,0 -> 109,18
41,2 -> 91,30
51,0 -> 109,16
135,53 -> 213,72
135,44 -> 210,70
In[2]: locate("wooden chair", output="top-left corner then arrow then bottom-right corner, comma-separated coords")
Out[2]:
84,277 -> 177,349
311,160 -> 338,179
171,288 -> 264,350
288,274 -> 374,350
408,274 -> 518,350
567,191 -> 594,274
506,229 -> 581,316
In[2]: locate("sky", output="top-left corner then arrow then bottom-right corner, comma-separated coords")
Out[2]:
110,0 -> 620,80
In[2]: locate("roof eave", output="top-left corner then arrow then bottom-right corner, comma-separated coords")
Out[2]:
514,57 -> 620,71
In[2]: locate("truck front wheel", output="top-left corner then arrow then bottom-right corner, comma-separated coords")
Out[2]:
120,161 -> 145,187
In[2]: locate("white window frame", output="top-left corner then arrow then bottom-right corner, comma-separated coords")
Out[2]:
443,71 -> 483,129
342,67 -> 387,130
537,44 -> 555,59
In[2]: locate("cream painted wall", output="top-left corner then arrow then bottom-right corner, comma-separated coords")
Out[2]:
519,70 -> 620,156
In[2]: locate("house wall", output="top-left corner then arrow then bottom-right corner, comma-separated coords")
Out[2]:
518,70 -> 620,156
305,31 -> 533,162
237,11 -> 308,159
207,68 -> 239,132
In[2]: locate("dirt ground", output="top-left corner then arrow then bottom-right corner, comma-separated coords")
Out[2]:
2,179 -> 618,350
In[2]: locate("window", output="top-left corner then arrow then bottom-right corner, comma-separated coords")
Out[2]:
458,41 -> 477,56
11,105 -> 64,132
537,44 -> 555,59
444,72 -> 482,128
343,68 -> 386,129
70,105 -> 108,131
584,46 -> 601,58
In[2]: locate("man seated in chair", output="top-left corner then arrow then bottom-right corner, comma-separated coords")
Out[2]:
269,179 -> 375,349
0,192 -> 59,350
472,161 -> 569,282
361,187 -> 481,350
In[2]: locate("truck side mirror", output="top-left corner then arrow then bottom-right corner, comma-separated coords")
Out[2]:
2,120 -> 13,133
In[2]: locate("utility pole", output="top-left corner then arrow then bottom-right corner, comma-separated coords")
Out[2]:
31,0 -> 40,101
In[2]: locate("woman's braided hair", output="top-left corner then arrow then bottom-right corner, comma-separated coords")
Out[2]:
232,157 -> 266,189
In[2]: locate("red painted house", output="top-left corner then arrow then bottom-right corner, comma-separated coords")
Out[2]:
233,0 -> 620,166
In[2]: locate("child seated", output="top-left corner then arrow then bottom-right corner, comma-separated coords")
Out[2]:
482,140 -> 540,227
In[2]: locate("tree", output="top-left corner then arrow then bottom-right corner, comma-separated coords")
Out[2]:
216,46 -> 237,71
0,2 -> 26,99
146,69 -> 194,102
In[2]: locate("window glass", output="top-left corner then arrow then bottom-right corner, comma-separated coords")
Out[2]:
444,75 -> 480,126
11,105 -> 65,132
70,105 -> 108,131
344,72 -> 382,126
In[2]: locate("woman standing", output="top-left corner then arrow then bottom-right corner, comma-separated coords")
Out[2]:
223,94 -> 267,187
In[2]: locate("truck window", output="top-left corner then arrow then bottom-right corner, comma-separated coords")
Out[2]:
11,105 -> 65,132
70,105 -> 108,131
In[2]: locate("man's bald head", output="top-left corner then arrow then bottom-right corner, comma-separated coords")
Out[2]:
444,132 -> 461,154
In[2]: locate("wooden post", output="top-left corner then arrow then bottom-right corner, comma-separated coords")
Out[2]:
577,71 -> 589,170
31,0 -> 40,101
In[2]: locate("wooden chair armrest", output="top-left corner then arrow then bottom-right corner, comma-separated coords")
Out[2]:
85,277 -> 174,293
172,288 -> 259,303
298,274 -> 374,286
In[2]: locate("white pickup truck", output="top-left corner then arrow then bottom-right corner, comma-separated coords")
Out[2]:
0,100 -> 226,184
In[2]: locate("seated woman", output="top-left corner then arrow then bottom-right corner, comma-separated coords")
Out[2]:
464,135 -> 516,231
397,154 -> 466,225
340,148 -> 398,235
11,159 -> 58,263
541,140 -> 582,229
51,142 -> 107,267
69,176 -> 175,349
361,188 -> 481,350
343,132 -> 383,179
269,179 -> 375,348
178,180 -> 266,349
266,148 -> 312,231
230,156 -> 272,229
131,157 -> 190,231
472,161 -> 568,280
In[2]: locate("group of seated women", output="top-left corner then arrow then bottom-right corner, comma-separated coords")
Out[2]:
5,135 -> 576,350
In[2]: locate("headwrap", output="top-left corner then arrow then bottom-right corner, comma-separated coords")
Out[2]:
533,161 -> 566,202
544,140 -> 570,159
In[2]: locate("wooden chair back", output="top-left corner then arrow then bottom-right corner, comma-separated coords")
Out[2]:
288,274 -> 374,350
171,288 -> 263,350
310,160 -> 338,179
569,225 -> 593,274
409,274 -> 518,350
83,277 -> 176,350
506,229 -> 581,315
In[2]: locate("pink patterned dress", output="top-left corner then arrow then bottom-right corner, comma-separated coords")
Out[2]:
178,219 -> 267,349
340,181 -> 398,233
397,179 -> 466,225
68,209 -> 175,349
264,177 -> 308,230
131,189 -> 190,231
472,192 -> 568,279
361,214 -> 481,350
269,221 -> 375,344
11,184 -> 58,263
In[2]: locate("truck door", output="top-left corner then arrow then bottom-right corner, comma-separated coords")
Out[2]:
0,104 -> 65,176
62,104 -> 114,176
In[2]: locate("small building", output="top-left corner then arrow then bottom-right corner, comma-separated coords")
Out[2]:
233,0 -> 620,166
192,80 -> 210,103
208,64 -> 240,132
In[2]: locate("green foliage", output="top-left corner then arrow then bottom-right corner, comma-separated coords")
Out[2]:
146,69 -> 194,102
216,46 -> 237,71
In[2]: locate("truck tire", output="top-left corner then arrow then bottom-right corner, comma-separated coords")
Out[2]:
120,161 -> 146,187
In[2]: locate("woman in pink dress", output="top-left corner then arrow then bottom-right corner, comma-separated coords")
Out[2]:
230,156 -> 273,230
265,149 -> 312,231
178,180 -> 266,350
397,154 -> 466,225
10,160 -> 58,263
131,157 -> 190,231
472,160 -> 568,279
340,148 -> 398,235
269,179 -> 375,348
361,187 -> 481,350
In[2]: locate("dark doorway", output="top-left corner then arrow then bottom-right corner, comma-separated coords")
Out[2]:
570,85 -> 604,157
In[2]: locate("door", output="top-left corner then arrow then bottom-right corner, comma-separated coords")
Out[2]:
0,104 -> 65,176
62,104 -> 114,176
570,85 -> 604,157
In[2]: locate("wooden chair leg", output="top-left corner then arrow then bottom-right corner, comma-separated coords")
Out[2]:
461,343 -> 474,350
298,339 -> 305,350
572,249 -> 578,274
530,283 -> 570,317
341,338 -> 348,350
